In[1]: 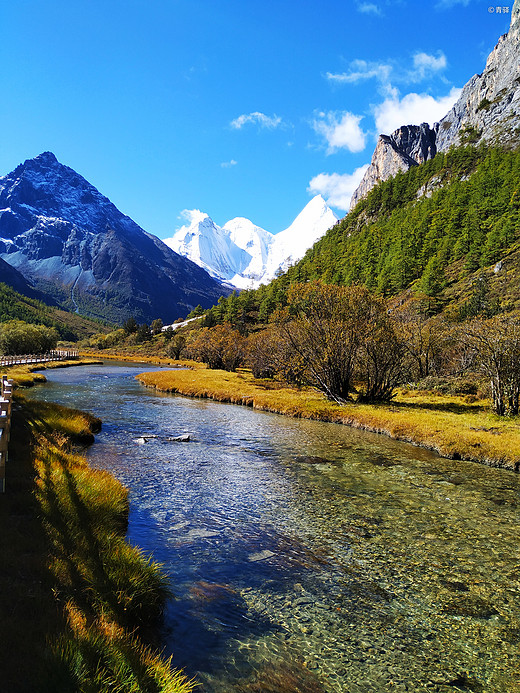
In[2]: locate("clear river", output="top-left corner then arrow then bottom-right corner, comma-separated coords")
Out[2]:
30,363 -> 520,693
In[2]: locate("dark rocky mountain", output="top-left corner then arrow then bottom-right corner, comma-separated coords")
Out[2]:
0,152 -> 228,324
0,256 -> 47,301
350,0 -> 520,209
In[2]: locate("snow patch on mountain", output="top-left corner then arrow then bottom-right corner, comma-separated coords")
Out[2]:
164,195 -> 337,289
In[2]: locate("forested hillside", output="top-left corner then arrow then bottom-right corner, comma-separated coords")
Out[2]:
0,282 -> 109,340
207,144 -> 520,324
296,144 -> 519,296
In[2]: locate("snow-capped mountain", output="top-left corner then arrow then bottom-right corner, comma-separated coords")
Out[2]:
164,195 -> 338,289
0,152 -> 227,323
261,194 -> 338,284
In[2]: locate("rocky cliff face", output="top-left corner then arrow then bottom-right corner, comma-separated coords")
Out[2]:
0,152 -> 227,323
350,0 -> 520,210
349,123 -> 436,209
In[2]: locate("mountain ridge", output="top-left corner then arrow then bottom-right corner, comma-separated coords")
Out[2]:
0,152 -> 228,324
164,195 -> 338,289
350,0 -> 520,209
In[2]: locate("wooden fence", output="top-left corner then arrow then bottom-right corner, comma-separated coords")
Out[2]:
0,376 -> 13,493
0,350 -> 78,491
0,349 -> 79,367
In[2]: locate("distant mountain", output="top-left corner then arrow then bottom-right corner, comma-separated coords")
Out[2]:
0,256 -> 46,301
164,195 -> 338,289
350,0 -> 520,209
0,152 -> 227,324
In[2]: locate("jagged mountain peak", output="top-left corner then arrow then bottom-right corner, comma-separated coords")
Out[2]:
0,154 -> 227,323
165,195 -> 337,289
350,3 -> 520,210
33,151 -> 58,164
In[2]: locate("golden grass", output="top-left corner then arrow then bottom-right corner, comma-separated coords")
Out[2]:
1,358 -> 104,388
0,394 -> 195,692
138,368 -> 520,471
79,349 -> 202,369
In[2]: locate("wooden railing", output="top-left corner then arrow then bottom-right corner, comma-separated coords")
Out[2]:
0,376 -> 14,493
0,349 -> 79,367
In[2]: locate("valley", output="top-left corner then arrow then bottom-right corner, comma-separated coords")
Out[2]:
1,2 -> 520,692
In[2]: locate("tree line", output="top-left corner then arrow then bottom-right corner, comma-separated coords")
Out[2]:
0,320 -> 58,355
181,283 -> 520,417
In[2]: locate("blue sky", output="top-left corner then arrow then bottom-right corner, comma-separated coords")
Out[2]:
0,0 -> 513,237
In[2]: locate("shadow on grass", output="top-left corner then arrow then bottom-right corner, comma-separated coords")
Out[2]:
1,397 -> 193,693
376,399 -> 489,415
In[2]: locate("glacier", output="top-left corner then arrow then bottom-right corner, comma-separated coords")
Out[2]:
164,195 -> 338,289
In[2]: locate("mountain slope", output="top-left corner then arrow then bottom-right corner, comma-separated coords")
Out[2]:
0,152 -> 227,324
263,144 -> 520,312
0,281 -> 108,340
350,0 -> 520,208
204,144 -> 519,330
0,256 -> 47,301
164,195 -> 337,289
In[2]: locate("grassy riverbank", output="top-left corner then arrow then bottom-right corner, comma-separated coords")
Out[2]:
138,367 -> 520,471
0,394 -> 195,692
1,358 -> 104,388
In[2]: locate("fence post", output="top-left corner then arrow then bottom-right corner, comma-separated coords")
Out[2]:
0,376 -> 13,493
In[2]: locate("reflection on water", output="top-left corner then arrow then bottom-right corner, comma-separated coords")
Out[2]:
31,364 -> 520,692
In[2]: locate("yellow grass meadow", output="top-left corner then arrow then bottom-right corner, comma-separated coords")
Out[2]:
138,366 -> 520,471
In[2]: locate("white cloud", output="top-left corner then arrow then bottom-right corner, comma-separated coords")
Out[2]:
178,208 -> 207,225
230,112 -> 282,129
374,87 -> 462,134
308,165 -> 370,211
327,60 -> 392,86
411,52 -> 447,81
221,159 -> 238,168
326,51 -> 447,93
357,2 -> 382,14
312,111 -> 367,154
436,0 -> 471,7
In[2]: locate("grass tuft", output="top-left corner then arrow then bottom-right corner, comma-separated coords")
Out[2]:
0,394 -> 195,692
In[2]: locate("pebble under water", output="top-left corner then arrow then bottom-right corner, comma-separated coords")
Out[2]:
30,364 -> 520,693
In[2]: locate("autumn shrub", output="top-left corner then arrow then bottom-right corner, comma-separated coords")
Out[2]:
461,312 -> 520,415
0,319 -> 58,354
188,323 -> 245,371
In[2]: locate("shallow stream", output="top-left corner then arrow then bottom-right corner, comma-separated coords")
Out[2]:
31,363 -> 520,692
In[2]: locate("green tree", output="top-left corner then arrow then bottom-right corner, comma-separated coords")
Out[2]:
151,318 -> 164,335
0,320 -> 58,355
123,317 -> 138,335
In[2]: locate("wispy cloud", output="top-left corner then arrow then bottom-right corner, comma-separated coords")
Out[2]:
435,0 -> 471,8
308,165 -> 370,211
312,111 -> 367,154
374,86 -> 462,134
220,159 -> 238,168
230,112 -> 283,130
411,51 -> 447,81
327,59 -> 392,86
327,51 -> 447,92
357,2 -> 382,15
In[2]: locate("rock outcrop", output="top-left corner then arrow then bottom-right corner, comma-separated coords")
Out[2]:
349,124 -> 436,209
350,0 -> 520,210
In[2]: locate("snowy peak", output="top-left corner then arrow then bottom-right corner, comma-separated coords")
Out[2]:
261,195 -> 338,282
275,194 -> 337,254
0,152 -> 227,323
165,195 -> 338,289
164,210 -> 253,282
0,150 -> 128,238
